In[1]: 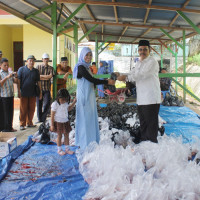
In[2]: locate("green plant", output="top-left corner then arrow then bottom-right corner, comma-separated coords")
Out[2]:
187,53 -> 200,66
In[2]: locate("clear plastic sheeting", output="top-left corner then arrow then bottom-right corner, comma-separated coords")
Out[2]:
77,136 -> 200,200
0,143 -> 88,200
1,105 -> 200,200
76,105 -> 200,200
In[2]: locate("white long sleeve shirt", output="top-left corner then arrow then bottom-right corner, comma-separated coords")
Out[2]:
126,56 -> 161,105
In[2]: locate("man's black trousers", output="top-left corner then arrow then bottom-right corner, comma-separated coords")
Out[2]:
0,97 -> 5,131
36,91 -> 51,122
137,104 -> 160,143
1,96 -> 14,131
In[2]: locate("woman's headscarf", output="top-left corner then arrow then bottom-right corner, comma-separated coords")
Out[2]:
73,47 -> 92,79
97,61 -> 108,75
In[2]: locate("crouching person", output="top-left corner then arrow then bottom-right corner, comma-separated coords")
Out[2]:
0,58 -> 18,132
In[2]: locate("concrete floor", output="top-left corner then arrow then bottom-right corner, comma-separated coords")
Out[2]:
13,109 -> 46,146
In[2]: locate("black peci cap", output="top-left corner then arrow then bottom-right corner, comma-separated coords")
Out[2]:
61,57 -> 68,62
138,40 -> 150,47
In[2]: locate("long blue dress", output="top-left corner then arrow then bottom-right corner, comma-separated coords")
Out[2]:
73,47 -> 100,151
97,61 -> 107,98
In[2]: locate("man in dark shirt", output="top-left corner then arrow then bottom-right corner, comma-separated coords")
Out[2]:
17,55 -> 41,130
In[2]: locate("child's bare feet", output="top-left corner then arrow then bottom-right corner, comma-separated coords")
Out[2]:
58,150 -> 66,156
65,148 -> 74,155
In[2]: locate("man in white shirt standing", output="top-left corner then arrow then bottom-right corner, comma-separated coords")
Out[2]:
117,40 -> 161,143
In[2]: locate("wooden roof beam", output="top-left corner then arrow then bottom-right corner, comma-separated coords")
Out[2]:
55,0 -> 200,14
79,20 -> 194,31
118,26 -> 128,42
159,30 -> 175,38
0,2 -> 52,34
132,28 -> 152,43
41,0 -> 72,25
20,0 -> 51,20
85,5 -> 96,21
91,32 -> 171,41
169,0 -> 191,26
79,23 -> 90,40
62,5 -> 78,25
89,39 -> 161,45
144,0 -> 152,24
112,0 -> 118,23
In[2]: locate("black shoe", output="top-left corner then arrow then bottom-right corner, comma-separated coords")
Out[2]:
27,125 -> 37,128
36,121 -> 43,124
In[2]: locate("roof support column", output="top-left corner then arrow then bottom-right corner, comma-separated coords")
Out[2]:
160,45 -> 163,69
158,34 -> 182,96
95,34 -> 98,68
74,24 -> 78,63
175,44 -> 178,92
183,30 -> 186,103
57,3 -> 85,33
52,1 -> 57,100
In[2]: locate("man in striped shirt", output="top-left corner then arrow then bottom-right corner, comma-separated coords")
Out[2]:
0,58 -> 18,132
36,53 -> 55,123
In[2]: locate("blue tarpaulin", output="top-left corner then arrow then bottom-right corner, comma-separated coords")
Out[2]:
0,142 -> 88,200
159,105 -> 200,143
0,105 -> 200,200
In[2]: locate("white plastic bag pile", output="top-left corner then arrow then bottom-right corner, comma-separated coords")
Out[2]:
77,135 -> 200,200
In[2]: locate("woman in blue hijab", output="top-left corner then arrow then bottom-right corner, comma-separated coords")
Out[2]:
97,61 -> 107,98
73,47 -> 115,150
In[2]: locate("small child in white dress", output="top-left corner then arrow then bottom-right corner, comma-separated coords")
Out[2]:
50,88 -> 76,156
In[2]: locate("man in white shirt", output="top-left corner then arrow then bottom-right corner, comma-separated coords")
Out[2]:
117,40 -> 161,143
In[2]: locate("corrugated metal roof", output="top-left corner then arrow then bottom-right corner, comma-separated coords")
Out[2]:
59,0 -> 200,44
1,0 -> 200,44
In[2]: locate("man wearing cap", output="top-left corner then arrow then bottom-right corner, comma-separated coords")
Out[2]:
56,57 -> 72,91
117,40 -> 161,143
17,55 -> 42,130
36,53 -> 54,123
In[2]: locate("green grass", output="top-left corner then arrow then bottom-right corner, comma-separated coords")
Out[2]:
187,53 -> 200,66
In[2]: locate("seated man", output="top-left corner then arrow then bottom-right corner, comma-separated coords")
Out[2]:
56,57 -> 72,91
160,68 -> 171,91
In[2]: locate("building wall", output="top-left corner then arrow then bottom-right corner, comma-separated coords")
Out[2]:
59,32 -> 75,69
0,25 -> 12,66
0,15 -> 26,68
23,24 -> 52,61
0,14 -> 75,70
